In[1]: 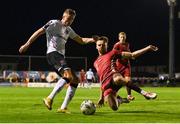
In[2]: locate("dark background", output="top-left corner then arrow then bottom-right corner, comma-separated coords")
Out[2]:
0,0 -> 179,71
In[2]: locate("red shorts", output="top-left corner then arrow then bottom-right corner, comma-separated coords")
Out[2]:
101,75 -> 122,97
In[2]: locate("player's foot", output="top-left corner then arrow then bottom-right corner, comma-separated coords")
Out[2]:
57,108 -> 71,114
143,92 -> 157,100
127,95 -> 135,101
43,97 -> 53,110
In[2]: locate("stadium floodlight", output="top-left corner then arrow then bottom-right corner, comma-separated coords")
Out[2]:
167,0 -> 176,6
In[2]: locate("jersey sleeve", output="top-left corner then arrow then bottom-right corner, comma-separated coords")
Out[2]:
42,20 -> 57,32
110,49 -> 122,57
113,43 -> 120,50
68,27 -> 78,39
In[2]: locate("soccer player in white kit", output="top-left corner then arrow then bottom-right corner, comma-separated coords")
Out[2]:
19,8 -> 95,113
85,68 -> 95,88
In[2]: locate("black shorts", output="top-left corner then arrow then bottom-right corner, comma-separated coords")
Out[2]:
87,79 -> 93,82
46,51 -> 70,75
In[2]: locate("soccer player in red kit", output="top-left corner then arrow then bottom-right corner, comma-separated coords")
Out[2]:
112,32 -> 134,101
79,69 -> 86,87
94,36 -> 158,111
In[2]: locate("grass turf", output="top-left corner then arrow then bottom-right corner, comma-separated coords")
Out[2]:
0,86 -> 180,123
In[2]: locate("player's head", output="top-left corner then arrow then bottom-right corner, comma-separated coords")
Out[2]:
118,32 -> 126,44
61,8 -> 76,26
96,36 -> 109,55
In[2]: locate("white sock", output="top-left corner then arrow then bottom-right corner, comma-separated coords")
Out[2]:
140,90 -> 147,95
48,78 -> 67,99
60,85 -> 76,109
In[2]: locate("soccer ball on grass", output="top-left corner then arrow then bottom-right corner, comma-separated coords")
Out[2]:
80,100 -> 96,115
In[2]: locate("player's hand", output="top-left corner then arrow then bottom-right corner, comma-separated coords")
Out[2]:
92,35 -> 99,42
97,98 -> 104,108
148,45 -> 158,52
19,44 -> 28,53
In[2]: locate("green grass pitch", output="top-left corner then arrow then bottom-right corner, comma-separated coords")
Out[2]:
0,86 -> 180,123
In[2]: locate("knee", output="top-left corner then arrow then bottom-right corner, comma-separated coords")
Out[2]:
63,70 -> 79,83
113,74 -> 124,85
111,105 -> 118,111
63,70 -> 73,82
105,94 -> 119,111
114,76 -> 122,83
113,73 -> 130,85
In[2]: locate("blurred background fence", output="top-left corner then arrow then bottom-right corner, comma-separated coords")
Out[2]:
0,55 -> 180,87
0,55 -> 87,73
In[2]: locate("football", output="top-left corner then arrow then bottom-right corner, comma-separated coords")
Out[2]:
80,100 -> 96,115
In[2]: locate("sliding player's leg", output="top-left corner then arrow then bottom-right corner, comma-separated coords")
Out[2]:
113,73 -> 157,100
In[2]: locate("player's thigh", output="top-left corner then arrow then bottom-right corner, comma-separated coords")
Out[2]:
113,73 -> 125,85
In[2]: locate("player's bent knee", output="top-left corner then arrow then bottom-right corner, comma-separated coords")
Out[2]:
105,93 -> 118,111
111,105 -> 118,111
63,69 -> 73,82
113,73 -> 130,85
64,69 -> 79,85
113,74 -> 124,85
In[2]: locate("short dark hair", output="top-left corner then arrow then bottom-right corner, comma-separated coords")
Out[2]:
100,36 -> 108,43
93,35 -> 109,43
96,36 -> 109,44
64,8 -> 76,17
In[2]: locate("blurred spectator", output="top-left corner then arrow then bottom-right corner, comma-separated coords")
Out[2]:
22,71 -> 29,87
40,71 -> 46,82
85,68 -> 95,88
79,69 -> 86,88
46,72 -> 58,83
28,71 -> 40,82
7,71 -> 20,83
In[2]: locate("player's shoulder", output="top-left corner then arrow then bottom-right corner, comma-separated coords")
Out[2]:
113,42 -> 121,49
114,42 -> 123,47
48,19 -> 60,25
44,19 -> 58,27
94,56 -> 101,63
114,42 -> 120,46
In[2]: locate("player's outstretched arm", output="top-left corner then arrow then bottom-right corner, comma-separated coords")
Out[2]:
73,35 -> 95,45
121,45 -> 158,59
19,28 -> 45,53
131,45 -> 158,59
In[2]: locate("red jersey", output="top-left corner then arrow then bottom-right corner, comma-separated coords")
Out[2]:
79,71 -> 86,82
112,42 -> 131,77
94,49 -> 122,90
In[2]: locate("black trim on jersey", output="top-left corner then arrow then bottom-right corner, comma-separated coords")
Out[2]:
43,20 -> 52,29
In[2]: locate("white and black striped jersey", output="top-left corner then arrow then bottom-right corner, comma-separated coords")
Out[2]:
43,20 -> 78,55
